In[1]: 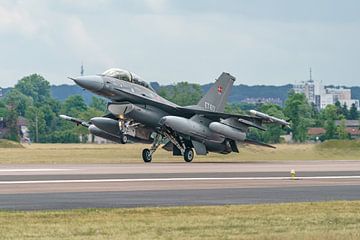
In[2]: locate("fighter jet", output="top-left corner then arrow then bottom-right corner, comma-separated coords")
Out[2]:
60,68 -> 289,162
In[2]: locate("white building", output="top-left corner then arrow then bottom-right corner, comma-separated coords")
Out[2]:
325,87 -> 359,109
293,69 -> 321,108
293,79 -> 316,104
294,69 -> 359,110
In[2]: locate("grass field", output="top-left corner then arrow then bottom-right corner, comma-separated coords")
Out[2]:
0,201 -> 359,240
0,140 -> 359,164
0,139 -> 24,149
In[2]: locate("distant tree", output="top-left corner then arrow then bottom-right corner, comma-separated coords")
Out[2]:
284,92 -> 313,142
80,107 -> 104,122
25,106 -> 46,143
42,130 -> 80,143
323,105 -> 337,140
258,104 -> 286,143
337,118 -> 349,139
310,102 -> 322,127
349,103 -> 358,120
0,100 -> 6,117
158,82 -> 202,106
334,101 -> 342,116
62,95 -> 87,116
4,89 -> 33,116
341,103 -> 349,119
224,103 -> 244,114
46,98 -> 62,115
90,96 -> 107,113
39,104 -> 57,133
237,103 -> 259,111
15,74 -> 51,104
4,106 -> 19,141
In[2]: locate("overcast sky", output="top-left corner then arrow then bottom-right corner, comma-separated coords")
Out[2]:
1,0 -> 360,87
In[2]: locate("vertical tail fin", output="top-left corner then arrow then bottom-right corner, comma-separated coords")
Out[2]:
197,72 -> 235,112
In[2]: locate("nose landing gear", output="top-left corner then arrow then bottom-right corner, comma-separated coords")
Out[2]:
119,120 -> 132,144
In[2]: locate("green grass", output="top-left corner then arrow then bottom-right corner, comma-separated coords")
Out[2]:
0,140 -> 359,164
0,201 -> 360,240
0,139 -> 24,148
316,139 -> 360,150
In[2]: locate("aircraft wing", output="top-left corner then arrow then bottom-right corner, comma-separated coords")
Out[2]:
177,106 -> 289,130
177,106 -> 259,121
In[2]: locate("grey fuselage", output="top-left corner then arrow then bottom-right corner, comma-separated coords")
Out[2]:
73,71 -> 231,154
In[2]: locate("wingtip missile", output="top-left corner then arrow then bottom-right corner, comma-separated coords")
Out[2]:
249,110 -> 290,127
59,114 -> 90,127
59,114 -> 71,120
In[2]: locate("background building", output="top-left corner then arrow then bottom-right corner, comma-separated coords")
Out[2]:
240,97 -> 283,106
294,69 -> 359,110
293,69 -> 321,108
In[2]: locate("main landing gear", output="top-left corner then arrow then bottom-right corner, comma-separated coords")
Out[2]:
120,134 -> 127,144
142,149 -> 152,163
183,148 -> 194,162
141,131 -> 194,163
142,133 -> 163,163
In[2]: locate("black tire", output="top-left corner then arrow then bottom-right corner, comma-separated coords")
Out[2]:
184,148 -> 194,162
120,134 -> 127,144
142,148 -> 152,163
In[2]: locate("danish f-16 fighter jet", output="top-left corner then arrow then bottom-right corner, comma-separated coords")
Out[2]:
61,68 -> 289,162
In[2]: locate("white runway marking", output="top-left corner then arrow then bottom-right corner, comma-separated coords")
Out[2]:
0,176 -> 360,184
0,169 -> 77,172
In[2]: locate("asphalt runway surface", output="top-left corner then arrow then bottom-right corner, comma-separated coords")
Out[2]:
1,160 -> 360,210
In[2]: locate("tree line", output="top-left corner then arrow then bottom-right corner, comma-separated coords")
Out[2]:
0,74 -> 107,143
0,74 -> 359,143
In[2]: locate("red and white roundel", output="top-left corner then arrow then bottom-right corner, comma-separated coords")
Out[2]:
217,85 -> 223,94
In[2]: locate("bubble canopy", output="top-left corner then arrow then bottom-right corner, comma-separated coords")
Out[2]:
101,68 -> 154,91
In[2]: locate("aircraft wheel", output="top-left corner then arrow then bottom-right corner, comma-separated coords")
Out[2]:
184,148 -> 194,162
142,149 -> 152,163
120,134 -> 127,144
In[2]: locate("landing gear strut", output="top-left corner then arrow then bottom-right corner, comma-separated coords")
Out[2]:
142,133 -> 163,163
142,128 -> 195,163
119,120 -> 130,144
162,129 -> 194,163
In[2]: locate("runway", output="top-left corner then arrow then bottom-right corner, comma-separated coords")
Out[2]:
1,160 -> 360,210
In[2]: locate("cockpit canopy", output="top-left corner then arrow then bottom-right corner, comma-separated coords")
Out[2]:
102,68 -> 154,92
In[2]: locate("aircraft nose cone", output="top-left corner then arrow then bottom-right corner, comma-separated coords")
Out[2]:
71,75 -> 104,91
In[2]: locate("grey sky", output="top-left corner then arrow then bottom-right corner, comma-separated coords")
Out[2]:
0,0 -> 359,87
